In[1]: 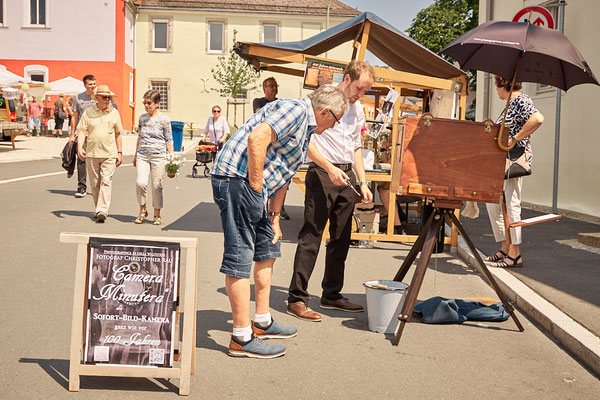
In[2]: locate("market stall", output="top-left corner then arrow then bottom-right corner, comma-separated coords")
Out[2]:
235,12 -> 468,246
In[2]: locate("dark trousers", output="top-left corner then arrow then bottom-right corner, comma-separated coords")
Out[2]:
288,165 -> 357,305
75,137 -> 86,191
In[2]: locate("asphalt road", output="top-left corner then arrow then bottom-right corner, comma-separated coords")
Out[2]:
1,159 -> 599,399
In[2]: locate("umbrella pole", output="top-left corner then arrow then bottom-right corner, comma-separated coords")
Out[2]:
497,54 -> 522,152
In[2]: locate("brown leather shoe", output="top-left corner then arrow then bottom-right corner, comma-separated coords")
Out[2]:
319,297 -> 364,312
287,301 -> 322,322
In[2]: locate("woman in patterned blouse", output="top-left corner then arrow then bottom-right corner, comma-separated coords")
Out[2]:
133,90 -> 174,225
485,76 -> 544,268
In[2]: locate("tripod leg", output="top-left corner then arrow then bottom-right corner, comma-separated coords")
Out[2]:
394,210 -> 445,345
393,210 -> 435,282
449,212 -> 524,332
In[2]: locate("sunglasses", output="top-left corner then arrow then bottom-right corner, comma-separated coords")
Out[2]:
98,95 -> 111,100
329,109 -> 341,125
212,109 -> 221,113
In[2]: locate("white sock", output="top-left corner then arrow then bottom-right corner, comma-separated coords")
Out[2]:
254,312 -> 272,325
232,325 -> 252,342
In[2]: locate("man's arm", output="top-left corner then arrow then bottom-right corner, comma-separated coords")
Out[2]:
267,185 -> 288,244
115,129 -> 123,167
353,147 -> 373,203
69,111 -> 79,141
307,142 -> 348,186
247,122 -> 276,192
77,129 -> 87,160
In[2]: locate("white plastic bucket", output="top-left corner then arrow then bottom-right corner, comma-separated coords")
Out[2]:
363,280 -> 409,333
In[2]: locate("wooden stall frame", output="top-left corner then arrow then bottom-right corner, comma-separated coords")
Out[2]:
60,232 -> 199,396
236,19 -> 468,247
0,122 -> 26,149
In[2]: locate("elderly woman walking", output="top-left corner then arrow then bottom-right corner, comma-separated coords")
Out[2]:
133,90 -> 174,225
485,76 -> 544,268
204,104 -> 229,151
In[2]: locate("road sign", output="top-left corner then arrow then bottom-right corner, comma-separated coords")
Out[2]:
513,6 -> 555,29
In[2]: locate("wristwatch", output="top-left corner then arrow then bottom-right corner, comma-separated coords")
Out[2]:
358,181 -> 369,185
269,211 -> 280,216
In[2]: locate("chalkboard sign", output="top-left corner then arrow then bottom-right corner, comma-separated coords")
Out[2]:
84,237 -> 180,367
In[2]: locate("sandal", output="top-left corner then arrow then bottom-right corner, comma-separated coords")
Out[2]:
491,255 -> 523,268
134,210 -> 148,224
153,216 -> 162,225
485,250 -> 507,262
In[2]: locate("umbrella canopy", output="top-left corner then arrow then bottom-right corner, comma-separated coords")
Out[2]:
46,76 -> 85,96
0,66 -> 32,87
441,20 -> 598,91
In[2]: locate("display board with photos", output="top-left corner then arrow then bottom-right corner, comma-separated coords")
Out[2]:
84,237 -> 180,367
303,58 -> 346,90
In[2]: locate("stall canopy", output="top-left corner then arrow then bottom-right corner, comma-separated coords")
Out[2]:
236,12 -> 463,79
0,66 -> 31,87
46,76 -> 85,96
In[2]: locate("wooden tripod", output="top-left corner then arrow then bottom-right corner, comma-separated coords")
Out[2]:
392,205 -> 524,345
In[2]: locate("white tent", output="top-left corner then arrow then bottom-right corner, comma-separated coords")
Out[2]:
46,76 -> 85,96
0,66 -> 31,87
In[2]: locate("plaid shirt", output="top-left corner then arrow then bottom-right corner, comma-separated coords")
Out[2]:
211,97 -> 316,198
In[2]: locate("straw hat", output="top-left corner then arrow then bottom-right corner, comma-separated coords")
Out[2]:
96,85 -> 116,97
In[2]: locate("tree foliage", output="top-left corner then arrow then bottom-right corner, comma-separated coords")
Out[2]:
211,30 -> 260,98
407,0 -> 479,58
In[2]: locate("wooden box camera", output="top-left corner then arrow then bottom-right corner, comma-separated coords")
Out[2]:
390,113 -> 507,205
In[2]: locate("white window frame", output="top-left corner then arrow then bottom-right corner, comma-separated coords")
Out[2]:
260,22 -> 279,43
149,79 -> 170,111
207,20 -> 226,54
129,72 -> 134,107
0,0 -> 6,27
24,0 -> 49,28
151,18 -> 171,52
24,64 -> 48,82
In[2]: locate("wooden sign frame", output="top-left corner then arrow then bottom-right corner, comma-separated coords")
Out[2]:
60,232 -> 198,396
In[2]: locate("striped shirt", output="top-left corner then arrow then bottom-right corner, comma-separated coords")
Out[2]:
211,97 -> 316,198
137,113 -> 173,156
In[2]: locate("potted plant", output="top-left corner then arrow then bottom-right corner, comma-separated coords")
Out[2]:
165,153 -> 185,178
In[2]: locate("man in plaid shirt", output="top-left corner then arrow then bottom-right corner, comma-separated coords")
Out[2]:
211,84 -> 348,358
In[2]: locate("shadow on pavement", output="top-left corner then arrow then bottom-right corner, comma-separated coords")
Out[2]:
194,309 -> 231,354
19,357 -> 178,393
51,209 -> 136,223
48,189 -> 80,197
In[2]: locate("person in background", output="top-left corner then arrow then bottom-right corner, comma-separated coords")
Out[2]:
27,97 -> 42,135
253,77 -> 291,220
485,76 -> 544,268
203,105 -> 229,151
287,60 -> 375,322
69,74 -> 97,198
211,84 -> 348,358
65,96 -> 74,132
76,85 -> 123,223
133,90 -> 174,226
53,94 -> 66,138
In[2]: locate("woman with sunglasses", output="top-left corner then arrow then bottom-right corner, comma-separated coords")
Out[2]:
204,106 -> 230,151
133,90 -> 174,225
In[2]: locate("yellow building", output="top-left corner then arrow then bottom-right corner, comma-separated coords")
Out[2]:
134,0 -> 359,131
476,0 -> 600,217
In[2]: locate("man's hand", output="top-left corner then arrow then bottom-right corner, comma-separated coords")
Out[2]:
270,215 -> 282,244
360,184 -> 373,203
327,167 -> 349,186
68,134 -> 76,143
132,155 -> 136,167
116,153 -> 122,167
77,148 -> 86,160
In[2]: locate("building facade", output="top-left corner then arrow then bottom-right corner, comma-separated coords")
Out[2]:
476,0 -> 600,217
134,0 -> 359,130
0,0 -> 136,129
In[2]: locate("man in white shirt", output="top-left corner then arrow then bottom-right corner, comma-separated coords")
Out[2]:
287,61 -> 374,321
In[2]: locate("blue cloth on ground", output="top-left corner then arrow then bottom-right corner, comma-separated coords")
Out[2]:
414,296 -> 510,324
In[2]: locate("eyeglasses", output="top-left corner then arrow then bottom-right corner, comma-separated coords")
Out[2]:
212,109 -> 221,113
98,95 -> 111,100
329,109 -> 341,125
143,101 -> 154,106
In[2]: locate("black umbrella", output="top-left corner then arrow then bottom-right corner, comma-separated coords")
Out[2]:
441,20 -> 599,150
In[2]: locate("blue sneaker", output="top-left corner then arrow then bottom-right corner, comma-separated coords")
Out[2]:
252,319 -> 298,339
228,336 -> 286,359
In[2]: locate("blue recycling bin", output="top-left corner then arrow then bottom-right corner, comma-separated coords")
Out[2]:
171,121 -> 185,152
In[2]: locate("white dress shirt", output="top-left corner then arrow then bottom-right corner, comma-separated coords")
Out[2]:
308,100 -> 365,164
205,116 -> 230,143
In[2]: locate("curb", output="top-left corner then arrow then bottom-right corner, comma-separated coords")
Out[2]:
454,231 -> 600,375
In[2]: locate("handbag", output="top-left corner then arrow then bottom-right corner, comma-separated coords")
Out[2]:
505,147 -> 531,179
58,110 -> 67,119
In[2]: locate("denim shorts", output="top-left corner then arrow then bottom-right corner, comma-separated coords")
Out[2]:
211,175 -> 281,278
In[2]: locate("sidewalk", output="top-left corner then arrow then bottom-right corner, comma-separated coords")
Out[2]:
0,132 -> 198,164
457,205 -> 600,374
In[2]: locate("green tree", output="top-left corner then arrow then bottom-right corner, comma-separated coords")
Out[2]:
211,30 -> 261,98
407,0 -> 478,59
